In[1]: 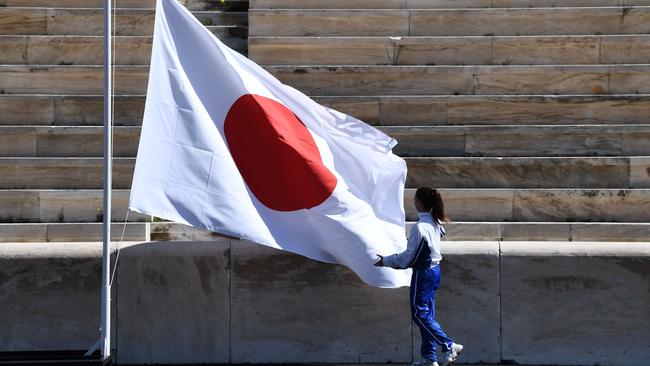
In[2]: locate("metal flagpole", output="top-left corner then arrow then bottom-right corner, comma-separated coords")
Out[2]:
86,0 -> 112,360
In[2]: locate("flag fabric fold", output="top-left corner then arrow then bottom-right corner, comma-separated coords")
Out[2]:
129,0 -> 411,287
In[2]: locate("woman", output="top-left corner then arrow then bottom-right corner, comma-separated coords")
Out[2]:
375,187 -> 463,366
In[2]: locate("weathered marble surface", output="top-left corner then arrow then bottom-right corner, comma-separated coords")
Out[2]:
230,241 -> 412,363
250,9 -> 410,37
0,65 -> 149,95
514,189 -> 650,222
0,158 -> 134,189
500,242 -> 650,366
405,157 -> 635,189
116,240 -> 231,364
0,242 -> 116,351
267,65 -> 647,96
410,8 -> 648,36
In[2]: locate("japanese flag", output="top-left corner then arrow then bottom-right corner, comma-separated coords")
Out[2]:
129,0 -> 411,287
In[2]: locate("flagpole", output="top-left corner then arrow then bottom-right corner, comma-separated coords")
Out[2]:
86,0 -> 112,360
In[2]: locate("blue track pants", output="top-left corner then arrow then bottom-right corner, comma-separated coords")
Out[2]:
410,265 -> 453,362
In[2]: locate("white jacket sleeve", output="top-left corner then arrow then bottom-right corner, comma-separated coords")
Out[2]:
383,225 -> 424,269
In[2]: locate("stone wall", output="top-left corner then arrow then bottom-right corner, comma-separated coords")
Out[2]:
1,240 -> 648,365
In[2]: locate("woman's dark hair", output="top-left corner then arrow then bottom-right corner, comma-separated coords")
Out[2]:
415,187 -> 448,223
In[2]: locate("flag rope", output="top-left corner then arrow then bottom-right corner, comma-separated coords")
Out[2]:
110,209 -> 129,287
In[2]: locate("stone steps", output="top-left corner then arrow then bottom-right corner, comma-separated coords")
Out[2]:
0,0 -> 247,10
249,35 -> 650,66
2,188 -> 649,224
0,32 -> 247,65
0,157 -> 647,189
2,64 -> 649,95
1,125 -> 648,158
249,7 -> 650,37
3,94 -> 649,126
250,0 -> 650,9
0,7 -> 247,36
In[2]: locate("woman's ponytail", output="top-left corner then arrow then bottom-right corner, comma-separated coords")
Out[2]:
415,187 -> 448,223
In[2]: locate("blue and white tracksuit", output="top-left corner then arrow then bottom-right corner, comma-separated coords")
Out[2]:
383,212 -> 453,362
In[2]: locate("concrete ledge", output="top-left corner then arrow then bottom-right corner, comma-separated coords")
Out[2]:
1,241 -> 649,365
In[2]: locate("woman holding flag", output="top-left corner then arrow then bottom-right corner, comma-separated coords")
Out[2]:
375,188 -> 464,366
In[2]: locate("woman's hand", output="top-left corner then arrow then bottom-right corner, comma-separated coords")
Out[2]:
374,254 -> 384,267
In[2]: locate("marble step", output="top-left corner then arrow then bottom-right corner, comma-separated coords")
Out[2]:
3,221 -> 650,242
249,7 -> 650,37
0,157 -> 647,189
0,189 -> 148,223
0,0 -> 248,10
150,221 -> 650,242
249,35 -> 650,66
0,33 -> 247,65
2,125 -> 649,158
3,94 -> 649,127
3,64 -> 650,96
0,8 -> 247,36
250,0 -> 650,9
1,188 -> 648,224
266,65 -> 649,96
0,222 -> 150,242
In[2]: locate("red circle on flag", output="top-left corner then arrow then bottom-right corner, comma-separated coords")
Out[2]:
224,94 -> 337,211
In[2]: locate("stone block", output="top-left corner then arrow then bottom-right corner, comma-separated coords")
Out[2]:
0,190 -> 39,223
384,126 -> 465,157
501,222 -> 571,241
313,96 -> 380,124
0,35 -> 26,64
630,157 -> 650,188
600,35 -> 650,64
116,240 -> 230,364
396,37 -> 492,65
46,223 -> 150,242
570,223 -> 650,241
267,66 -> 475,96
610,65 -> 650,94
0,128 -> 37,157
53,95 -> 145,126
230,241 -> 412,363
37,189 -> 148,223
464,125 -> 625,157
412,242 -> 501,364
0,95 -> 54,125
513,189 -> 650,222
405,157 -> 630,189
0,223 -> 47,242
410,8 -> 625,36
0,158 -> 135,189
379,96 -> 447,126
473,65 -> 609,95
249,9 -> 410,37
443,222 -> 501,241
249,37 -> 394,65
0,8 -> 47,35
250,0 -> 407,9
446,95 -> 650,125
0,66 -> 148,95
492,36 -> 599,65
0,242 -> 115,352
500,242 -> 650,366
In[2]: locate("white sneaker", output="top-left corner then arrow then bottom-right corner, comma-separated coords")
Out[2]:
441,343 -> 463,365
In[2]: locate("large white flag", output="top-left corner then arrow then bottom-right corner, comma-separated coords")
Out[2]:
129,0 -> 411,287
